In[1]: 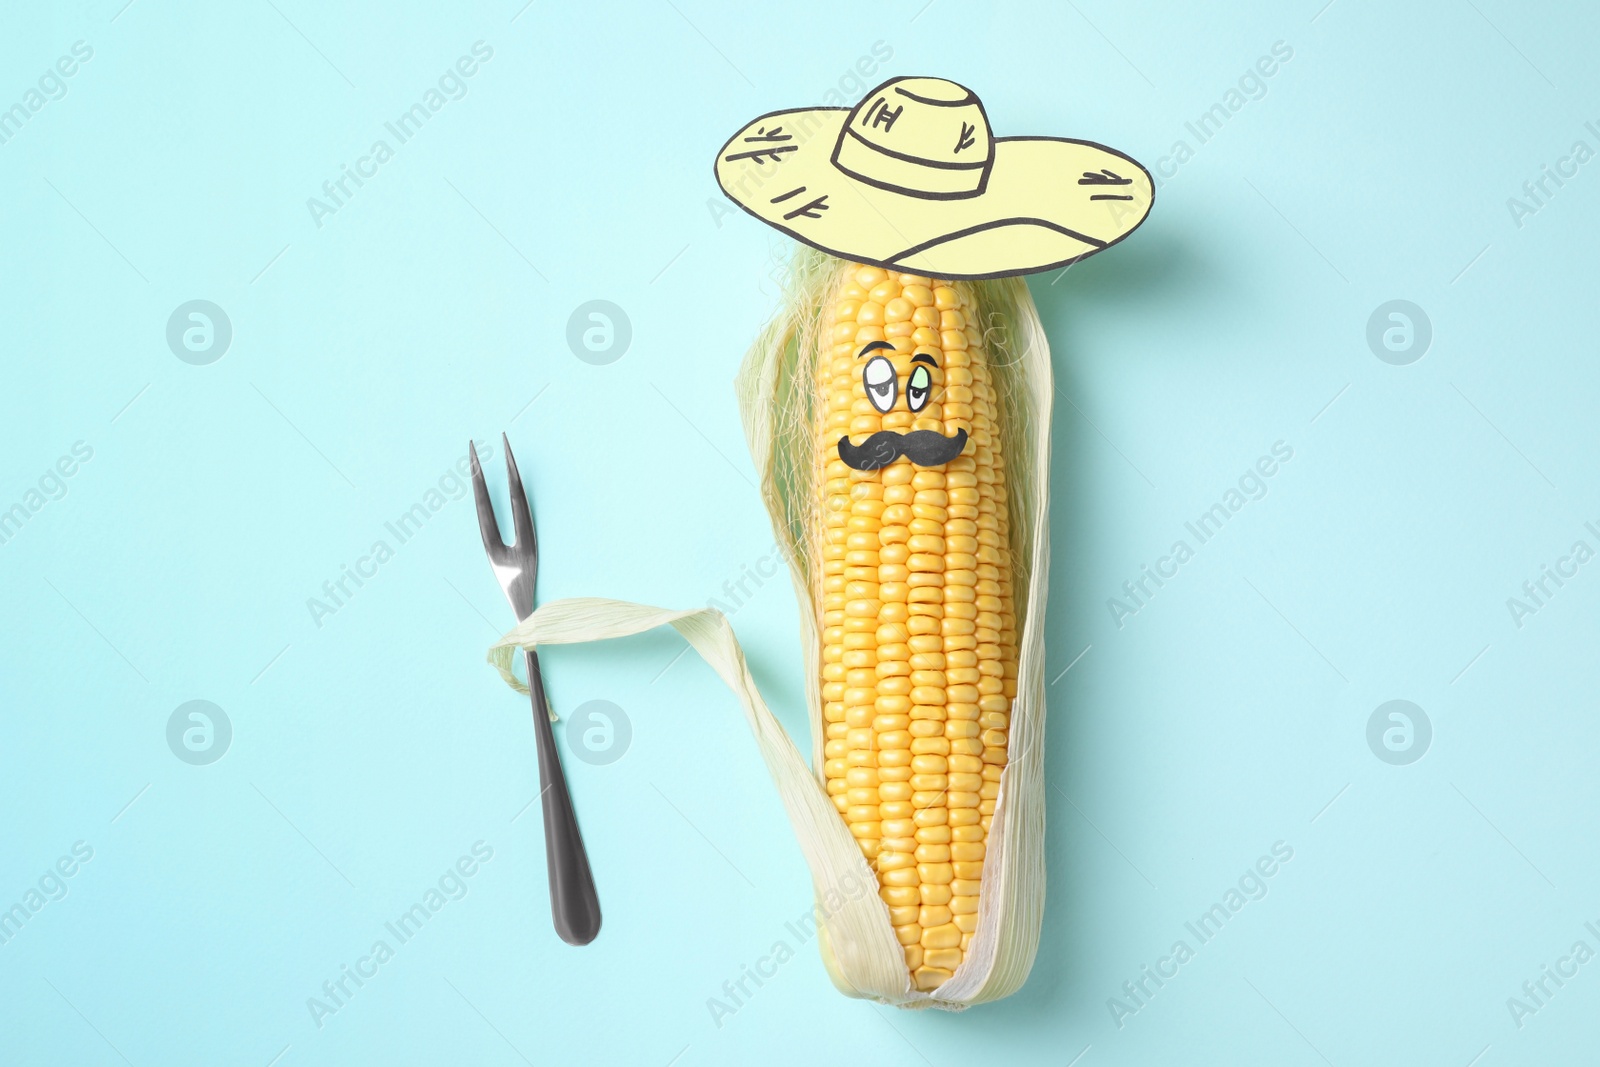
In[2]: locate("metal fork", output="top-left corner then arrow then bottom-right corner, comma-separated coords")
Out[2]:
470,435 -> 601,946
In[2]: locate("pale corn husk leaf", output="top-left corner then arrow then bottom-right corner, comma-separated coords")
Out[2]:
487,249 -> 1053,1009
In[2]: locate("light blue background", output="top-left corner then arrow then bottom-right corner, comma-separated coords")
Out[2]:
2,1 -> 1597,1064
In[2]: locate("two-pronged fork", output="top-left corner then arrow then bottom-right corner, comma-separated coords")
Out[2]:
469,435 -> 601,946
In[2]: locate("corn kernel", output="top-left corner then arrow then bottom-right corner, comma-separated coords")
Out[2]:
817,264 -> 1016,988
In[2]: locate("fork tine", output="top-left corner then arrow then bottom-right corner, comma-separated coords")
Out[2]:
501,433 -> 538,553
468,440 -> 507,558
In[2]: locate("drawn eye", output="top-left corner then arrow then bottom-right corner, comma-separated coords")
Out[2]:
907,364 -> 932,412
863,355 -> 897,414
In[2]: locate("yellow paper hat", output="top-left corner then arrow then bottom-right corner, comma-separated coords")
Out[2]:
714,75 -> 1153,280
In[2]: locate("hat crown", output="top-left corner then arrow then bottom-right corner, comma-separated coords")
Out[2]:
831,77 -> 995,201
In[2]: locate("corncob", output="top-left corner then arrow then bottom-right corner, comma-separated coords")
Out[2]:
815,263 -> 1018,992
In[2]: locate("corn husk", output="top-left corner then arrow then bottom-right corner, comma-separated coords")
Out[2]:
489,248 -> 1053,1009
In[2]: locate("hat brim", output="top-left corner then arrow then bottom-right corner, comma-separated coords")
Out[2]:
715,107 -> 1154,280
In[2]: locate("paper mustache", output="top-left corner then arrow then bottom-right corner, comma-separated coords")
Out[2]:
835,427 -> 969,471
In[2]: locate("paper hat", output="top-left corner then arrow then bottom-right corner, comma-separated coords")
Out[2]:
714,76 -> 1153,280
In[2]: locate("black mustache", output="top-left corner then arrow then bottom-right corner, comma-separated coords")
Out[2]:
836,428 -> 969,471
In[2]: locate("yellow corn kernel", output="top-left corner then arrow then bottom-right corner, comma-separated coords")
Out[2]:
818,265 -> 1016,993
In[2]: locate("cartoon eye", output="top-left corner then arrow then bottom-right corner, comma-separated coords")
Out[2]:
906,364 -> 932,412
863,355 -> 897,414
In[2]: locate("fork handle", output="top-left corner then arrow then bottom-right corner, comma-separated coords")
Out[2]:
525,649 -> 602,945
